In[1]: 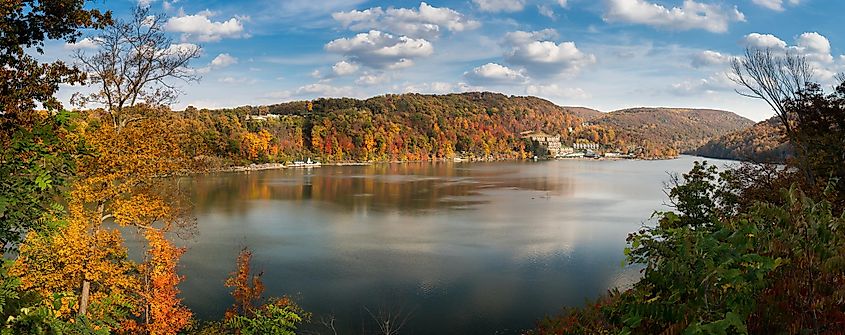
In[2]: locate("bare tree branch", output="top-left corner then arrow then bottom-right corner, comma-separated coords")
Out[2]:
73,6 -> 200,130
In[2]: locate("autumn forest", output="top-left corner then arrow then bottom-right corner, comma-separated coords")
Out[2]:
3,1 -> 845,335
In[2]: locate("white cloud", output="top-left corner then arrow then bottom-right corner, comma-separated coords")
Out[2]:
464,63 -> 528,85
210,53 -> 238,68
752,0 -> 800,11
795,32 -> 833,63
165,11 -> 246,42
526,84 -> 590,99
325,30 -> 434,69
356,72 -> 390,86
503,29 -> 558,45
502,29 -> 595,77
65,37 -> 100,50
557,0 -> 568,7
218,76 -> 257,84
161,43 -> 202,58
691,50 -> 734,68
138,0 -> 156,7
741,33 -> 787,49
332,60 -> 359,76
670,72 -> 736,95
473,0 -> 526,13
332,2 -> 480,39
740,32 -> 836,80
537,5 -> 555,19
603,0 -> 745,33
296,83 -> 356,97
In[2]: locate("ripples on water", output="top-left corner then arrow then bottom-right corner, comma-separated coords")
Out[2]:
128,156 -> 732,334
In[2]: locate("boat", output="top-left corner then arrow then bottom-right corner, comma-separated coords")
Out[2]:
287,158 -> 321,168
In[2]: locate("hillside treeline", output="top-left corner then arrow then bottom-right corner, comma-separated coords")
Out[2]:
178,93 -> 625,164
694,117 -> 792,163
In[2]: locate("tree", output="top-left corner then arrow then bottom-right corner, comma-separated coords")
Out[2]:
0,1 -> 111,251
225,248 -> 265,319
221,248 -> 307,335
0,0 -> 111,116
72,6 -> 200,130
784,80 -> 845,204
730,48 -> 813,138
730,48 -> 820,184
139,229 -> 192,334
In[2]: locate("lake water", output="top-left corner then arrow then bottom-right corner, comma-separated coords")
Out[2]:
171,155 -> 731,334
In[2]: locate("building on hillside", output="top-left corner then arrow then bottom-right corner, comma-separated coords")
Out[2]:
521,130 -> 563,157
573,142 -> 599,151
247,114 -> 281,121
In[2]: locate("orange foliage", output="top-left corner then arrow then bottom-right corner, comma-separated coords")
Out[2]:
141,229 -> 192,334
225,248 -> 265,319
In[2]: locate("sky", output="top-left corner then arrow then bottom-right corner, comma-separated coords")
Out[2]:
50,0 -> 845,121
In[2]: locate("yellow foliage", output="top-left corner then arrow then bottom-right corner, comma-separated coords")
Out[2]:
11,203 -> 140,317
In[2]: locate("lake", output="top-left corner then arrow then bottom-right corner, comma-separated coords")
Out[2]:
167,155 -> 731,334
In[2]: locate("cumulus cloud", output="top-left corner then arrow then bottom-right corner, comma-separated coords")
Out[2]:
473,0 -> 526,13
210,53 -> 238,68
65,37 -> 100,49
691,50 -> 734,68
191,51 -> 239,74
752,0 -> 800,11
325,30 -> 434,69
741,32 -> 835,69
502,29 -> 595,77
737,31 -> 842,82
165,11 -> 246,42
332,60 -> 359,76
795,32 -> 834,63
332,2 -> 480,39
464,63 -> 528,85
503,29 -> 558,45
741,33 -> 787,50
526,84 -> 590,99
603,0 -> 745,33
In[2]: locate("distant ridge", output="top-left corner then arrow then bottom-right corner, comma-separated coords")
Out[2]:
693,116 -> 791,163
593,107 -> 755,153
200,92 -> 753,159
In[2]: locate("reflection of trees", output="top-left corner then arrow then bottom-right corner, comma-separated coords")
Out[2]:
185,163 -> 573,215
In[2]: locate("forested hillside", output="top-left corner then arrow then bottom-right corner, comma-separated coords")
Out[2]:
182,92 -> 620,164
593,108 -> 754,154
693,117 -> 791,163
180,94 -> 751,164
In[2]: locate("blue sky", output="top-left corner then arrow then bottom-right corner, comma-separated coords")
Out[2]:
52,0 -> 845,121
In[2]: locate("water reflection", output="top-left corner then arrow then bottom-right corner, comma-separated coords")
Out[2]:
176,157 -> 730,335
188,162 -> 573,215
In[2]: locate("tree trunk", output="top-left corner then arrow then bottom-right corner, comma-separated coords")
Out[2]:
79,280 -> 90,316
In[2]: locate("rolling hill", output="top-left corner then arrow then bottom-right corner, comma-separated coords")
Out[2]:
593,107 -> 755,153
190,93 -> 754,162
693,117 -> 791,163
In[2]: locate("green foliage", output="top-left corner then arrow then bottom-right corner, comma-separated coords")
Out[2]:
0,110 -> 82,250
0,260 -> 130,335
224,299 -> 306,335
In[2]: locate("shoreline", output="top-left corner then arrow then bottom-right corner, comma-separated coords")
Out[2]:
209,155 -> 682,174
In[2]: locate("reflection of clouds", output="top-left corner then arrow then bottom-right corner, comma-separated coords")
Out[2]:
189,162 -> 575,216
178,156 -> 734,333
